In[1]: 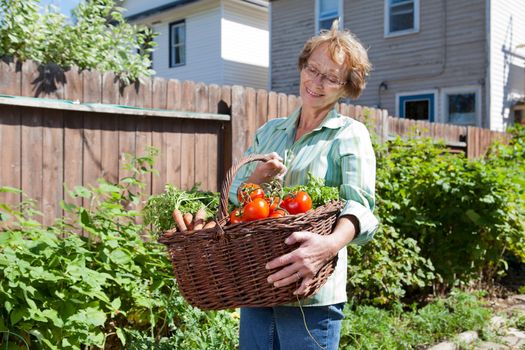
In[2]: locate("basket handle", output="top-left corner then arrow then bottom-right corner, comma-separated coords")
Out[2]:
217,154 -> 274,221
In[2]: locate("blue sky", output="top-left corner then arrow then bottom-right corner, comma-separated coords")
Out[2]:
38,0 -> 82,18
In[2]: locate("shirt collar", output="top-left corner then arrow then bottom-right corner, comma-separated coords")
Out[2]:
276,107 -> 346,132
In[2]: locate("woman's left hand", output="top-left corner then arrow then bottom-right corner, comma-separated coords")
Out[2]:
265,231 -> 338,295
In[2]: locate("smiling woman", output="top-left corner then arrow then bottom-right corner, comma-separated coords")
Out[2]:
229,20 -> 378,350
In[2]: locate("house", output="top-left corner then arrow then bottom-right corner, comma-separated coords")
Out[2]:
269,0 -> 525,131
122,0 -> 269,90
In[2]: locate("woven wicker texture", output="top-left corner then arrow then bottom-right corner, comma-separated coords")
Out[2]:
158,154 -> 344,310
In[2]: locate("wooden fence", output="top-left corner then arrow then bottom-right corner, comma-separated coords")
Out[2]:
0,59 -> 511,223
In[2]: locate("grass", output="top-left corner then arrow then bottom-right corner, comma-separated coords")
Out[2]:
340,290 -> 492,349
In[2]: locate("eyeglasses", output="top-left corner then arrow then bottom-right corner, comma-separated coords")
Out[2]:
302,63 -> 347,87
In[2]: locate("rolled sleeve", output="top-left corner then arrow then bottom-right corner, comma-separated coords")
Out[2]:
340,199 -> 379,245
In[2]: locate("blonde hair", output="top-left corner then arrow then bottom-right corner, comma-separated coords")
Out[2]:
297,20 -> 371,99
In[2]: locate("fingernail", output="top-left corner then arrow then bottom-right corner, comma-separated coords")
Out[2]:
265,263 -> 270,269
267,277 -> 273,283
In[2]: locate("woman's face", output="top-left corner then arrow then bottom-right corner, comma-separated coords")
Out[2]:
300,43 -> 349,112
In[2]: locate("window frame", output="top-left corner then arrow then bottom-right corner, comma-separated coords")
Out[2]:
396,90 -> 438,122
315,0 -> 343,33
441,86 -> 482,127
384,0 -> 420,38
169,20 -> 186,68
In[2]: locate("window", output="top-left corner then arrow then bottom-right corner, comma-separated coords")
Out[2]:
316,0 -> 342,32
385,0 -> 419,37
396,91 -> 436,122
169,20 -> 186,67
442,87 -> 482,126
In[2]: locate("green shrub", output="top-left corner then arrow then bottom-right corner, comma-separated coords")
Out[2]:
0,0 -> 156,84
374,135 -> 524,288
0,150 -> 238,349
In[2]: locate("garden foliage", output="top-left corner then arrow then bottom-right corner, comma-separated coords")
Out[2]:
347,126 -> 525,305
0,0 -> 156,84
0,150 -> 238,349
0,125 -> 524,348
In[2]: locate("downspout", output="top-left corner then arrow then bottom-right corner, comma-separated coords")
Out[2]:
485,0 -> 491,129
268,1 -> 272,92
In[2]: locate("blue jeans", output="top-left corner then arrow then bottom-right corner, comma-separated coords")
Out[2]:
239,303 -> 345,350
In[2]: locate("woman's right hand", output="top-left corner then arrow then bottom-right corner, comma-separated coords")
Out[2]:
246,152 -> 287,184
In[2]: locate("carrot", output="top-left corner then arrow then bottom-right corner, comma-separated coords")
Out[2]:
172,209 -> 187,231
192,207 -> 207,230
183,212 -> 194,231
203,220 -> 217,229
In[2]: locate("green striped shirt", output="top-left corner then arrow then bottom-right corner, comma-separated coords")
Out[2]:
230,107 -> 379,306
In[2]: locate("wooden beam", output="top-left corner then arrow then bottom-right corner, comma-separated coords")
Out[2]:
0,94 -> 230,121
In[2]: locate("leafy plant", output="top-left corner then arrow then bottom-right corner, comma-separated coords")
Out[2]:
282,172 -> 340,208
374,134 -> 524,287
0,0 -> 156,84
0,149 -> 237,349
142,185 -> 220,235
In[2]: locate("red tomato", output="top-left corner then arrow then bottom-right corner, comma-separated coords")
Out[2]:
229,208 -> 243,224
265,196 -> 280,213
282,191 -> 312,214
237,183 -> 265,205
269,208 -> 287,218
242,197 -> 270,222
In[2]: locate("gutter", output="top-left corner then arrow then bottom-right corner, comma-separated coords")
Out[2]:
125,0 -> 200,22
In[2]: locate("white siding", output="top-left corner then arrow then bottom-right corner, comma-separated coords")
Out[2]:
489,0 -> 525,131
152,7 -> 223,83
221,0 -> 269,89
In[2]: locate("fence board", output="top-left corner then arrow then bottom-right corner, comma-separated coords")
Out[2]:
268,91 -> 278,120
21,107 -> 43,209
63,112 -> 83,208
151,78 -> 169,195
102,71 -> 118,105
165,118 -> 183,189
278,93 -> 288,117
64,66 -> 83,102
256,89 -> 268,128
245,87 -> 257,150
83,71 -> 103,193
0,106 -> 21,206
42,111 -> 64,225
100,115 -> 119,184
84,114 -> 103,191
195,83 -> 210,190
0,59 -> 21,96
180,121 -> 195,190
136,77 -> 154,200
180,81 -> 196,189
167,79 -> 182,110
231,86 -> 247,163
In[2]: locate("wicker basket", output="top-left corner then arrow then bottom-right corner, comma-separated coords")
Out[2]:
158,154 -> 344,310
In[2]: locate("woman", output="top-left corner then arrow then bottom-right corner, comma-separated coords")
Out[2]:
230,22 -> 378,350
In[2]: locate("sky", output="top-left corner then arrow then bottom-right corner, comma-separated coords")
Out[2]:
37,0 -> 82,18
